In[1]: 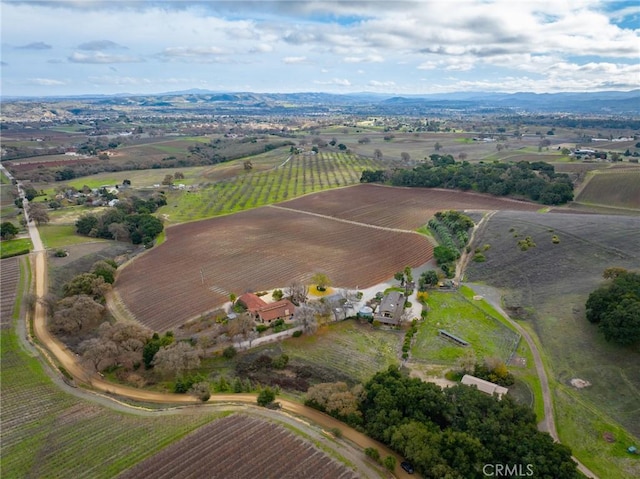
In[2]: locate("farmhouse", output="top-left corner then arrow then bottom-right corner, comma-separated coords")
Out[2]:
374,291 -> 405,325
461,374 -> 508,399
236,293 -> 295,324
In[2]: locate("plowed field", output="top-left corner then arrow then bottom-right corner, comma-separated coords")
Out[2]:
116,185 -> 543,331
118,414 -> 358,479
279,184 -> 541,229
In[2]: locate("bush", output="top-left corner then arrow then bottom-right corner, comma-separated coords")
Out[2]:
222,346 -> 237,359
272,354 -> 289,369
292,330 -> 303,338
256,324 -> 268,333
552,235 -> 560,244
54,249 -> 68,257
272,289 -> 283,301
257,387 -> 276,407
331,427 -> 343,439
364,447 -> 381,463
472,253 -> 486,262
383,456 -> 397,471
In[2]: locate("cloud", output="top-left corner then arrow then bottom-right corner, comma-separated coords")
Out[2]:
68,52 -> 143,64
16,41 -> 52,50
343,54 -> 384,63
313,78 -> 352,86
77,40 -> 126,51
26,78 -> 66,86
282,56 -> 308,64
368,80 -> 396,87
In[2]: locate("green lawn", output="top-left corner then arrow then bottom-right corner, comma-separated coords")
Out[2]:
412,289 -> 520,363
0,238 -> 32,259
38,224 -> 106,249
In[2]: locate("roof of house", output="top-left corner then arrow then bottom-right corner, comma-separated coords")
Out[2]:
237,293 -> 267,312
379,291 -> 404,314
258,299 -> 295,322
461,374 -> 508,399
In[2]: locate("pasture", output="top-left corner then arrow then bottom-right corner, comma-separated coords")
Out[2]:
411,288 -> 520,364
0,238 -> 32,259
118,414 -> 358,479
465,210 -> 640,477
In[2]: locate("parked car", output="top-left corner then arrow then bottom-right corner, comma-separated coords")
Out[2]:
400,461 -> 414,474
401,461 -> 415,474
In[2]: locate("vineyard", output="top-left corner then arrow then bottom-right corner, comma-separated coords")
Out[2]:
0,258 -> 21,329
278,184 -> 542,230
0,327 -> 222,479
115,204 -> 434,331
575,168 -> 640,211
118,414 -> 359,479
159,152 -> 386,223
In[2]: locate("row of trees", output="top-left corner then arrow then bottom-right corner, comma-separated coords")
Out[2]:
306,367 -> 578,478
361,156 -> 574,205
585,268 -> 640,345
429,210 -> 475,277
75,195 -> 165,245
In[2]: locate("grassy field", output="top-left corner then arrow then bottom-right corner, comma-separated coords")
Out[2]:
465,210 -> 640,477
411,288 -> 520,364
0,238 -> 32,259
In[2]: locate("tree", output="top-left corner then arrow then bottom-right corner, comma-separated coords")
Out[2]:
434,141 -> 443,151
91,260 -> 117,284
0,222 -> 19,240
287,281 -> 308,305
174,171 -> 185,180
152,341 -> 201,376
294,304 -> 318,334
419,270 -> 439,290
80,337 -> 118,371
228,313 -> 255,341
27,202 -> 49,225
161,174 -> 174,186
243,160 -> 253,171
51,295 -> 105,335
401,152 -> 411,162
373,149 -> 383,160
63,273 -> 110,300
76,214 -> 99,236
311,272 -> 331,291
108,222 -> 129,242
98,321 -> 151,369
189,381 -> 211,402
257,387 -> 276,407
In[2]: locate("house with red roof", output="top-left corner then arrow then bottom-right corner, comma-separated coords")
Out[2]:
236,292 -> 295,324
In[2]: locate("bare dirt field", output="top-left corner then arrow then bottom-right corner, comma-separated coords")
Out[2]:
278,184 -> 542,230
117,413 -> 359,479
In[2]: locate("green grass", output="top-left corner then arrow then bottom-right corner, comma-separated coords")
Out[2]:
412,290 -> 520,364
0,238 -> 32,258
554,386 -> 640,479
38,224 -> 105,249
278,320 -> 402,383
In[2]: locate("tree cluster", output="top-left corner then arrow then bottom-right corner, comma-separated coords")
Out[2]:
75,195 -> 165,245
361,157 -> 574,205
356,367 -> 578,479
585,269 -> 640,345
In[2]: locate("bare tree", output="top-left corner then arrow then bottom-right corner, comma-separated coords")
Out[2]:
293,304 -> 318,334
80,337 -> 118,371
228,313 -> 255,341
51,295 -> 105,335
98,321 -> 151,369
152,341 -> 201,376
189,381 -> 211,402
434,142 -> 443,151
27,202 -> 50,225
400,152 -> 411,162
108,223 -> 129,242
373,149 -> 383,160
287,281 -> 308,305
458,152 -> 468,161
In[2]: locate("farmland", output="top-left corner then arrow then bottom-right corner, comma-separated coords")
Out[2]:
465,210 -> 640,477
0,258 -> 21,329
115,202 -> 434,331
0,325 -> 223,479
118,414 -> 359,479
575,167 -> 640,211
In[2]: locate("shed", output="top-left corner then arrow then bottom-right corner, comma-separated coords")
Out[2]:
461,374 -> 508,399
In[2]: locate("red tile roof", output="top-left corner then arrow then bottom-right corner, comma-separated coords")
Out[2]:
237,293 -> 267,312
258,299 -> 295,323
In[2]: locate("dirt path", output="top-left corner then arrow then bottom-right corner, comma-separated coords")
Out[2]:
455,210 -> 495,283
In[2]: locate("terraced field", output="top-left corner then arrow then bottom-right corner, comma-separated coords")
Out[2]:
118,414 -> 358,479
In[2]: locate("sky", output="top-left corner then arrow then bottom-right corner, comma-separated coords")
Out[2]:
1,0 -> 639,97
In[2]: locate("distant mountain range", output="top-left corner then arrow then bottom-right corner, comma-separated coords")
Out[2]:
3,89 -> 639,117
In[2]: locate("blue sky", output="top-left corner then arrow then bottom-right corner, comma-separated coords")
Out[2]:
1,0 -> 639,97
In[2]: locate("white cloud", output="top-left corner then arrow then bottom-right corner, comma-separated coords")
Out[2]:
282,56 -> 308,64
68,52 -> 142,64
313,78 -> 352,86
27,78 -> 66,86
343,54 -> 384,64
368,80 -> 396,87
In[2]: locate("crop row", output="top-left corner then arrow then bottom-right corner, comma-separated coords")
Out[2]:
0,258 -> 20,329
162,152 -> 385,223
119,414 -> 357,479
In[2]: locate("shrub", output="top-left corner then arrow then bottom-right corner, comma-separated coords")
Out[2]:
292,330 -> 302,338
257,387 -> 276,407
256,324 -> 268,333
272,354 -> 289,369
331,427 -> 343,439
472,253 -> 486,262
383,456 -> 397,471
552,235 -> 560,244
272,289 -> 283,301
222,346 -> 237,359
364,447 -> 381,463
